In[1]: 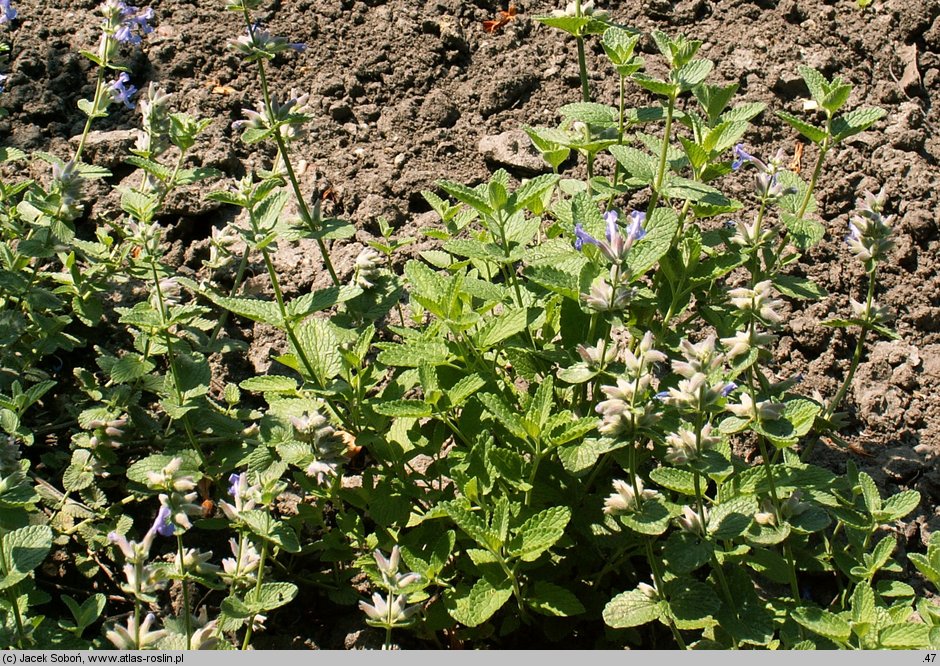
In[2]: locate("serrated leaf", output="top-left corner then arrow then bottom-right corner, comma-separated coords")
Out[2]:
859,471 -> 881,514
879,623 -> 931,649
476,308 -> 528,349
792,606 -> 851,643
878,490 -> 920,521
442,501 -> 500,552
477,393 -> 528,440
292,317 -> 342,384
662,531 -> 713,574
666,579 -> 720,630
708,495 -> 757,540
632,73 -> 678,98
286,284 -> 361,318
201,291 -> 282,326
239,375 -> 298,394
447,577 -> 512,627
649,467 -> 697,495
626,207 -> 679,276
774,275 -> 827,300
376,341 -> 451,367
620,498 -> 673,536
676,59 -> 713,90
608,145 -> 657,183
776,110 -> 827,144
245,582 -> 298,612
0,525 -> 52,588
527,581 -> 585,617
438,180 -> 492,216
446,374 -> 486,408
603,588 -> 664,628
507,506 -> 571,561
781,213 -> 826,250
125,452 -> 202,488
832,107 -> 886,142
798,66 -> 830,107
239,510 -> 301,553
372,399 -> 432,418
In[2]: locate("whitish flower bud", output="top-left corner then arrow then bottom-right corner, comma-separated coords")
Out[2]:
725,393 -> 784,421
603,478 -> 658,515
677,505 -> 708,535
106,612 -> 166,650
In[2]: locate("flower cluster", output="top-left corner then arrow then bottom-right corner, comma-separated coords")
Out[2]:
228,23 -> 304,61
0,0 -> 16,25
359,546 -> 422,633
551,0 -> 608,18
603,478 -> 658,515
292,411 -> 348,485
232,89 -> 312,143
109,72 -> 138,109
221,537 -> 262,587
219,471 -> 259,520
108,507 -> 173,599
354,248 -> 385,289
845,187 -> 894,267
100,0 -> 153,45
658,335 -> 735,412
575,209 -> 645,312
595,331 -> 665,437
145,457 -> 202,533
731,144 -> 793,202
106,612 -> 165,650
727,280 -> 785,326
135,83 -> 172,159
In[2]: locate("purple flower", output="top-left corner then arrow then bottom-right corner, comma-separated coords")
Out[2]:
114,4 -> 153,44
0,0 -> 16,25
152,505 -> 175,537
228,473 -> 242,498
654,391 -> 670,401
109,72 -> 137,109
573,209 -> 645,263
626,210 -> 646,242
731,144 -> 755,170
720,382 -> 738,397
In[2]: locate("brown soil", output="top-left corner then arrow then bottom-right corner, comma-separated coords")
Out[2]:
7,0 -> 940,648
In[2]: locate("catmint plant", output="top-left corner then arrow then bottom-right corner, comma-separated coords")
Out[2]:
359,546 -> 423,649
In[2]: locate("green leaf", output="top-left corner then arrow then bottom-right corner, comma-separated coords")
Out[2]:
512,174 -> 559,212
476,308 -> 528,349
879,623 -> 931,649
63,450 -> 95,492
663,531 -> 713,574
608,145 -> 657,184
438,180 -> 492,216
781,213 -> 826,251
676,59 -> 714,90
557,437 -> 619,475
527,582 -> 585,617
239,375 -> 298,394
239,510 -> 301,553
619,498 -> 673,536
508,506 -> 571,562
708,496 -> 757,540
0,525 -> 52,589
245,582 -> 298,612
525,376 -> 554,434
372,399 -> 432,418
126,452 -> 202,488
286,284 -> 362,318
776,111 -> 827,144
666,579 -> 720,630
774,275 -> 827,300
376,341 -> 451,367
832,107 -> 886,142
442,501 -> 500,552
603,588 -> 664,628
632,73 -> 678,98
559,102 -> 617,125
201,292 -> 282,326
292,317 -> 342,384
797,66 -> 829,108
859,471 -> 881,514
792,606 -> 851,643
446,374 -> 486,408
649,467 -> 696,495
447,577 -> 512,627
626,207 -> 679,276
851,582 -> 875,625
477,393 -> 528,440
878,490 -> 920,521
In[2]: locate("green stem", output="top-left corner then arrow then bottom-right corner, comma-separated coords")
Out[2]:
645,539 -> 686,649
243,11 -> 339,287
74,37 -> 112,163
645,94 -> 676,218
177,535 -> 192,650
241,540 -> 268,650
150,260 -> 207,465
208,250 -> 250,344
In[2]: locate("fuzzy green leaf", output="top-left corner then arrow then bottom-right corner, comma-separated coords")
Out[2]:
201,292 -> 282,326
239,375 -> 299,394
477,393 -> 528,440
447,577 -> 513,627
879,623 -> 931,649
793,606 -> 851,643
245,582 -> 298,612
626,207 -> 679,276
376,341 -> 451,367
508,506 -> 571,561
676,59 -> 714,90
476,308 -> 529,349
372,400 -> 433,418
446,374 -> 486,408
0,525 -> 52,589
649,467 -> 697,495
878,490 -> 921,522
603,588 -> 664,628
239,510 -> 301,553
527,581 -> 585,617
776,110 -> 827,144
608,145 -> 657,184
292,317 -> 342,384
442,501 -> 500,552
666,579 -> 720,630
832,107 -> 886,142
774,274 -> 828,300
438,180 -> 492,216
